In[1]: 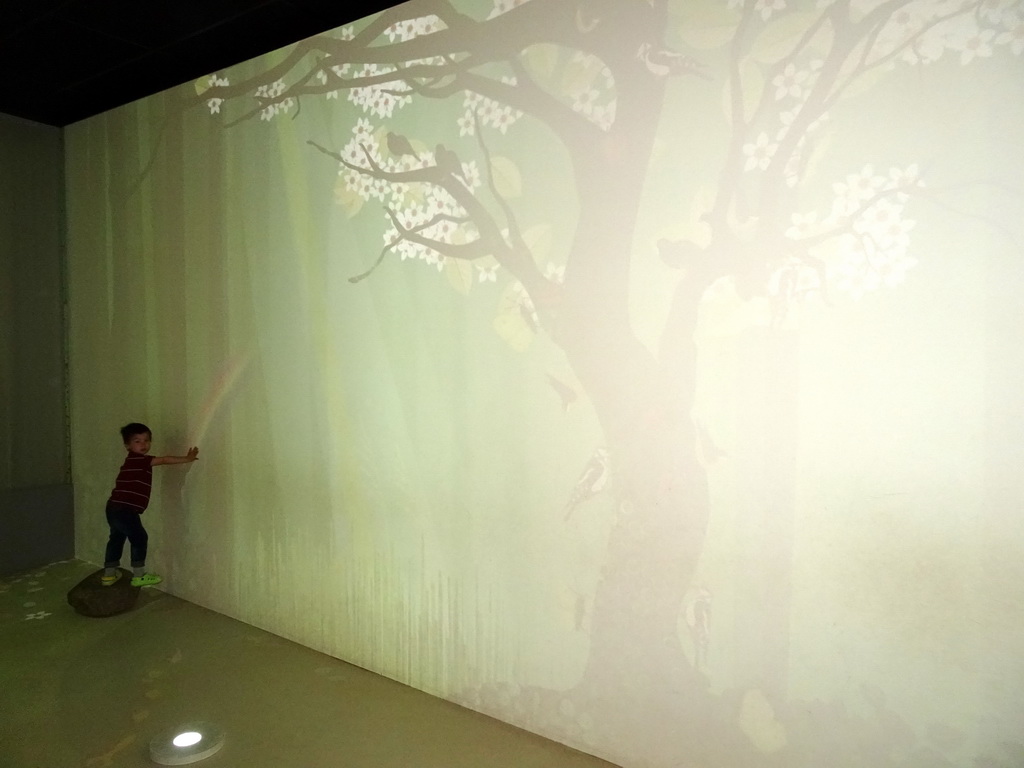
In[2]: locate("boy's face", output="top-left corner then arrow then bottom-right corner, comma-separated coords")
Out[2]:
125,433 -> 152,455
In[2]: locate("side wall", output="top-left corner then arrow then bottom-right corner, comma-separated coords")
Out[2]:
0,113 -> 73,576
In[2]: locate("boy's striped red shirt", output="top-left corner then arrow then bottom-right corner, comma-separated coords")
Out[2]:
108,452 -> 154,512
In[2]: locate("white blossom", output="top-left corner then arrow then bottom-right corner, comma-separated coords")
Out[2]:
743,132 -> 778,172
384,15 -> 443,42
772,63 -> 809,100
755,0 -> 786,21
487,0 -> 535,20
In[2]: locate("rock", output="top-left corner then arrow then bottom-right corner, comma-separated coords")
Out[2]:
66,568 -> 139,617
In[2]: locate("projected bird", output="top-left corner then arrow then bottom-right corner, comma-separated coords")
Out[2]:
564,447 -> 609,520
547,373 -> 578,412
386,131 -> 417,159
636,43 -> 707,79
518,294 -> 540,333
434,143 -> 465,183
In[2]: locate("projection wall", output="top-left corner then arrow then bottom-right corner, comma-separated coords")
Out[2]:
66,1 -> 1024,766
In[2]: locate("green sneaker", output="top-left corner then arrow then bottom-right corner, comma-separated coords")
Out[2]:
100,571 -> 122,586
131,573 -> 163,588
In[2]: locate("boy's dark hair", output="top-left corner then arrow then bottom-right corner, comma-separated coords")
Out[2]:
120,423 -> 152,442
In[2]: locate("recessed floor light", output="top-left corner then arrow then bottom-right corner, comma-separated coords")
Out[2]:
149,722 -> 225,765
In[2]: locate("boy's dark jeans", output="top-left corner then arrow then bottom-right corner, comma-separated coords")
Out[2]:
103,502 -> 148,569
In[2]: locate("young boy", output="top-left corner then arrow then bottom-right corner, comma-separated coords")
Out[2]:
101,423 -> 199,587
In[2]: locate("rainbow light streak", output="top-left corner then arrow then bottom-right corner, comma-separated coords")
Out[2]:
190,351 -> 253,448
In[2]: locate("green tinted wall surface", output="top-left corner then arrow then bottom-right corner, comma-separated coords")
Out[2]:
65,3 -> 1024,766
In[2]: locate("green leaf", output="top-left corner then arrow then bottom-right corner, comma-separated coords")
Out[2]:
750,12 -> 825,65
493,284 -> 534,352
522,43 -> 561,83
490,156 -> 523,199
333,175 -> 364,218
561,52 -> 606,97
444,256 -> 474,295
520,224 -> 553,262
675,3 -> 740,51
493,311 -> 534,351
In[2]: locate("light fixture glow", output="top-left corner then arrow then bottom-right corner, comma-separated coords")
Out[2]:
150,722 -> 224,765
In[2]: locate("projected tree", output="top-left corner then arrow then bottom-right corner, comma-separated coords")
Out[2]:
199,0 -> 1020,761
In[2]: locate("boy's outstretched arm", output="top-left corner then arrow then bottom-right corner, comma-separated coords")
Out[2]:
152,447 -> 199,466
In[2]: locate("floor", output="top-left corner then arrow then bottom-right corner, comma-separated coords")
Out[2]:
0,560 -> 620,768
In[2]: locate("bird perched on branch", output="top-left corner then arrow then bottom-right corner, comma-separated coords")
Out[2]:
386,131 -> 417,158
636,43 -> 708,79
434,143 -> 466,183
564,447 -> 609,520
547,373 -> 578,412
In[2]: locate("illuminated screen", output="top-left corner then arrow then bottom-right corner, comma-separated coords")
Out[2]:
65,1 -> 1024,766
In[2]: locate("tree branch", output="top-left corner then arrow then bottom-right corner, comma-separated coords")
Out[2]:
821,2 -> 979,112
307,138 -> 549,288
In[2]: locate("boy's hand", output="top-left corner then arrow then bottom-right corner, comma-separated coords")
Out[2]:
152,448 -> 200,466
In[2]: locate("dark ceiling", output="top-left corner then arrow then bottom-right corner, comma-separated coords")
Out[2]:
0,0 -> 399,127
